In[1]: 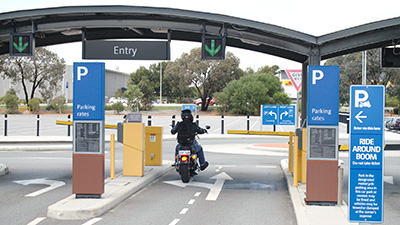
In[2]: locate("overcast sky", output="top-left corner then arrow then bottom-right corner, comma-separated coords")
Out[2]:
2,0 -> 399,73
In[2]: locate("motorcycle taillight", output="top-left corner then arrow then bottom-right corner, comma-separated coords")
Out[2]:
181,156 -> 188,162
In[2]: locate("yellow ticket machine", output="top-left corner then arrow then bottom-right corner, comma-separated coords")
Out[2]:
122,113 -> 145,176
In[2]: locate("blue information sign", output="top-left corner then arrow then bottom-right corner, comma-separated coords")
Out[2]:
348,85 -> 385,223
262,105 -> 278,125
307,66 -> 339,126
73,62 -> 105,121
261,105 -> 295,125
182,104 -> 196,112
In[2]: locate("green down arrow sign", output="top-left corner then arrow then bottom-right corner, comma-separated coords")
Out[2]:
205,39 -> 221,57
13,36 -> 29,53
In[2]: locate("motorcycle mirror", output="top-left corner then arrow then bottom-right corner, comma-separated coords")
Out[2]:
205,125 -> 211,129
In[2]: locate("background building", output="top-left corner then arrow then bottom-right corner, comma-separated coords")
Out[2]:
0,65 -> 130,103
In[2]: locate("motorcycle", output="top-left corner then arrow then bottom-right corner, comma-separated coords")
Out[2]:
176,125 -> 210,183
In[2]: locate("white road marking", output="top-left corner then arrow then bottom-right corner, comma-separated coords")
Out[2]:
13,178 -> 65,197
206,172 -> 233,201
82,218 -> 103,225
27,217 -> 46,225
188,199 -> 195,205
384,176 -> 394,184
164,172 -> 233,201
215,165 -> 236,172
194,192 -> 201,197
169,219 -> 180,225
180,208 -> 189,214
256,165 -> 277,169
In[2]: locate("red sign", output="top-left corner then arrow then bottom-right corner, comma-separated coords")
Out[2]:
286,70 -> 302,92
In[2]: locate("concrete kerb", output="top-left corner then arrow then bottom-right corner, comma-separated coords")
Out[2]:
0,163 -> 9,176
47,161 -> 174,220
280,159 -> 308,225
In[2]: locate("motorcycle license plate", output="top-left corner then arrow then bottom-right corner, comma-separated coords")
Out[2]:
179,150 -> 190,155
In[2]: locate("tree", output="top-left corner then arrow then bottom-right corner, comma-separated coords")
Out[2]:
215,72 -> 290,115
257,65 -> 280,75
164,48 -> 244,111
0,47 -> 65,106
125,83 -> 143,112
325,48 -> 400,105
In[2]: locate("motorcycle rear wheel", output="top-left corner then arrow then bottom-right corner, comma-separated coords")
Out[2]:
180,164 -> 190,183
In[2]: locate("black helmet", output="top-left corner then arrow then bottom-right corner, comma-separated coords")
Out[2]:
181,109 -> 193,122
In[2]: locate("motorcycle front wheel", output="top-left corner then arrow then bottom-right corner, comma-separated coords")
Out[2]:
180,164 -> 190,183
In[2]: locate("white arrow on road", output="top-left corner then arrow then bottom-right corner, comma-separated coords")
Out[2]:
14,178 -> 65,197
355,111 -> 367,123
280,111 -> 288,120
164,172 -> 233,201
206,172 -> 233,201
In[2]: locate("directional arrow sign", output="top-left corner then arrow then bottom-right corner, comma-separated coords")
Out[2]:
14,178 -> 65,197
202,35 -> 225,60
10,33 -> 34,56
13,36 -> 29,52
205,40 -> 221,57
280,111 -> 288,119
355,111 -> 367,123
269,111 -> 277,119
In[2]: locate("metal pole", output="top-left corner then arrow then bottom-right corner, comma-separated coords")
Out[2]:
221,115 -> 224,134
296,92 -> 299,128
148,115 -> 152,126
4,114 -> 7,136
247,115 -> 250,131
293,136 -> 299,186
110,134 -> 115,179
160,63 -> 162,104
36,114 -> 40,136
288,132 -> 294,173
67,115 -> 71,136
196,115 -> 199,125
362,51 -> 367,85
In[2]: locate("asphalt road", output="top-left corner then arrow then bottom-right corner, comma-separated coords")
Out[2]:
0,138 -> 296,225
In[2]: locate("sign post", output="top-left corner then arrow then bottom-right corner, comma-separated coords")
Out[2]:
306,65 -> 340,203
348,85 -> 385,223
72,62 -> 105,198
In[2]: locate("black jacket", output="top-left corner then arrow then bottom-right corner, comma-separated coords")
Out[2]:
171,120 -> 206,145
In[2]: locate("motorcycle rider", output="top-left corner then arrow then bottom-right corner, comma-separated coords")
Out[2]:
171,109 -> 209,171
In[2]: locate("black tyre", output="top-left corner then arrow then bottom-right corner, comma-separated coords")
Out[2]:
180,164 -> 190,183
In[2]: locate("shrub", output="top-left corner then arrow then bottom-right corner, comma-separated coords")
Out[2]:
28,98 -> 41,114
111,102 -> 125,114
3,89 -> 19,114
51,95 -> 66,114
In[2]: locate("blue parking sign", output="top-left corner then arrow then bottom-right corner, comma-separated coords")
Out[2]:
348,85 -> 385,223
307,66 -> 339,126
73,62 -> 105,121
